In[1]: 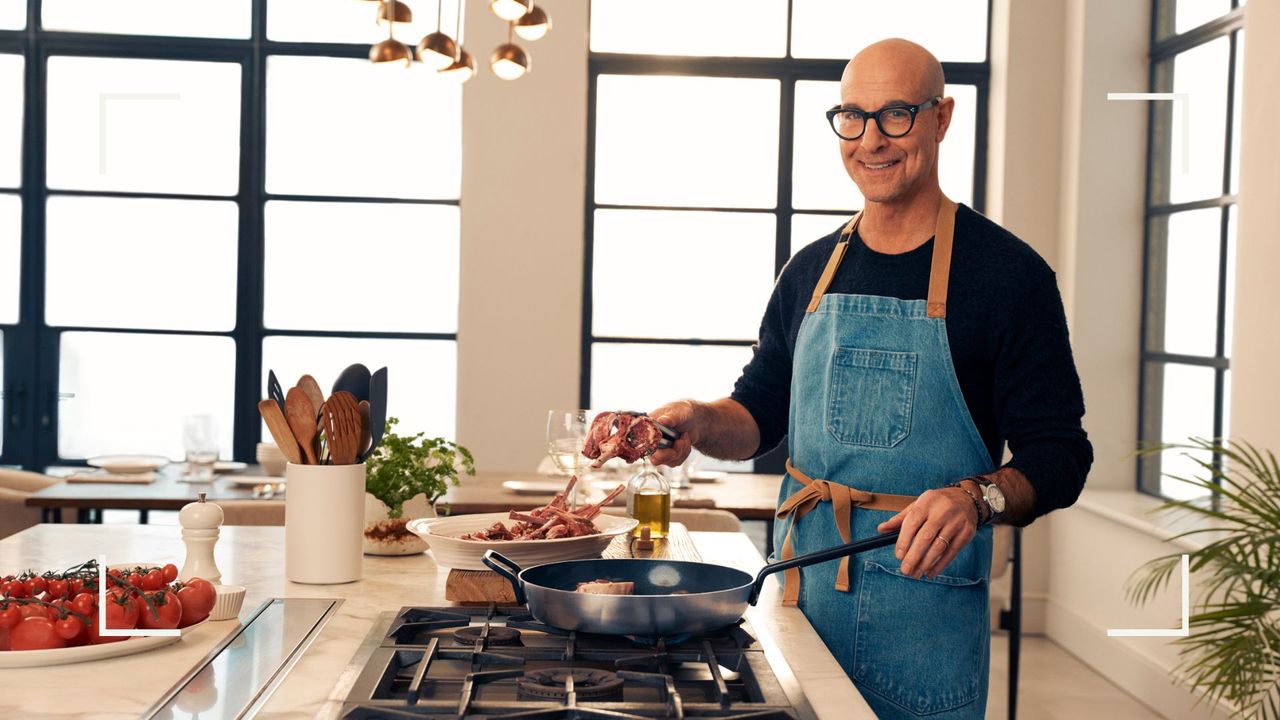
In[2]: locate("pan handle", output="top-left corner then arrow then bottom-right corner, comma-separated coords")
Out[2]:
481,550 -> 527,604
747,531 -> 900,605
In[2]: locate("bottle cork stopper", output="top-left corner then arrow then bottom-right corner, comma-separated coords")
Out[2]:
634,526 -> 654,551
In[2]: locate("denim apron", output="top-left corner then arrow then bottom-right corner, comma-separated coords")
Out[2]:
773,196 -> 995,718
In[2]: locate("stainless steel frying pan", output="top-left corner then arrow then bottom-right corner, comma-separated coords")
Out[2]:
482,531 -> 899,637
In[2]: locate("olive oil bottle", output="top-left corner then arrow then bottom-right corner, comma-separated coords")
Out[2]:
627,463 -> 670,538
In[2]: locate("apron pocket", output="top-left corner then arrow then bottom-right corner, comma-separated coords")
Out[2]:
852,560 -> 985,716
826,347 -> 917,448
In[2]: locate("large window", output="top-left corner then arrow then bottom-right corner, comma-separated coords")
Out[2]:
0,1 -> 460,468
1138,0 -> 1244,500
584,0 -> 990,470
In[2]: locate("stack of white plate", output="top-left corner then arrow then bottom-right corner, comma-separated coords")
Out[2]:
256,442 -> 287,476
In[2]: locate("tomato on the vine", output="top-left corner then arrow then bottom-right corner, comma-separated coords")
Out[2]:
67,578 -> 84,595
6,581 -> 29,599
104,588 -> 139,630
10,617 -> 67,651
140,569 -> 165,592
138,590 -> 182,630
46,578 -> 68,600
0,604 -> 21,629
70,592 -> 95,617
162,564 -> 179,583
54,616 -> 84,641
27,577 -> 48,596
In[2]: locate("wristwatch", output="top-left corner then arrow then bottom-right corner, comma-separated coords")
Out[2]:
969,475 -> 1006,525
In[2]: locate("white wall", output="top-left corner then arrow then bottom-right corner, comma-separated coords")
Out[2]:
456,0 -> 588,472
1229,0 -> 1280,449
1042,1 -> 1277,718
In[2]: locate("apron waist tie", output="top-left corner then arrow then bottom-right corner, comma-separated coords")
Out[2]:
777,459 -> 917,606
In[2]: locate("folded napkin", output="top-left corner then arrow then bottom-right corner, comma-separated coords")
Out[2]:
65,471 -> 158,484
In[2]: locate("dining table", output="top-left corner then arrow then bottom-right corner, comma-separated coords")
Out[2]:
26,468 -> 786,553
26,463 -> 284,524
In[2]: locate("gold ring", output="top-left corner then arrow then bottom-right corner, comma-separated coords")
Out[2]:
936,534 -> 951,547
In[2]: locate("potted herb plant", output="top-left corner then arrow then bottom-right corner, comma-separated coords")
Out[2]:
363,417 -> 475,556
1128,438 -> 1280,718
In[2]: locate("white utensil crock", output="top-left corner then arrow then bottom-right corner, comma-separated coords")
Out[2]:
285,462 -> 364,584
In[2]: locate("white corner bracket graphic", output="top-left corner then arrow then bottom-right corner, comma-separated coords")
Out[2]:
1107,554 -> 1190,638
97,556 -> 180,632
1106,92 -> 1191,174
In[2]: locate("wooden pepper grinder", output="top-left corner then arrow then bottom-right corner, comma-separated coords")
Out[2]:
179,492 -> 223,584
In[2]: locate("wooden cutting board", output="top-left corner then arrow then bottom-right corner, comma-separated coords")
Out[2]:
444,522 -> 702,603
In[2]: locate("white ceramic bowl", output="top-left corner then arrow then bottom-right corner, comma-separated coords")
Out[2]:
408,513 -> 638,571
210,585 -> 246,621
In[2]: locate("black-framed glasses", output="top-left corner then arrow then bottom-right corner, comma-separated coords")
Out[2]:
825,96 -> 942,141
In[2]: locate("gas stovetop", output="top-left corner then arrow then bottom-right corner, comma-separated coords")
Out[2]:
339,605 -> 805,719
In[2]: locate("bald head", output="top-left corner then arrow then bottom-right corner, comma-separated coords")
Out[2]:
841,38 -> 945,102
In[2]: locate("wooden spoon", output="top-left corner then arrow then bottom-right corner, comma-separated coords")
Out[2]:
297,375 -> 325,418
258,399 -> 302,465
327,391 -> 361,465
285,386 -> 319,465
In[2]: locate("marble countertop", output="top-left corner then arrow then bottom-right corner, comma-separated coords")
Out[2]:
0,524 -> 875,719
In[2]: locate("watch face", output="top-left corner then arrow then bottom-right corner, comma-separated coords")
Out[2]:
985,485 -> 1006,513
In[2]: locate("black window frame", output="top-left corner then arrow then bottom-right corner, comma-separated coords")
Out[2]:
1136,0 -> 1245,499
581,2 -> 991,472
0,0 -> 460,470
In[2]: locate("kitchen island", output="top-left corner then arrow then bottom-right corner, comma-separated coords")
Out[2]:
0,524 -> 875,719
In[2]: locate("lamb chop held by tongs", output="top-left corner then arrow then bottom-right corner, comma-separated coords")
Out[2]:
581,411 -> 680,467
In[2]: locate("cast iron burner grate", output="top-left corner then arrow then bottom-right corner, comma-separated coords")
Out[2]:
453,625 -> 522,647
516,668 -> 624,701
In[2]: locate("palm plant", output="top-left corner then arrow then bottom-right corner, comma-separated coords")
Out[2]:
1127,438 -> 1280,719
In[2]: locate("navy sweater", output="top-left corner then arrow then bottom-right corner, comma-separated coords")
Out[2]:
731,204 -> 1092,519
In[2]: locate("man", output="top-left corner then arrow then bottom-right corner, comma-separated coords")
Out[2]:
649,39 -> 1092,719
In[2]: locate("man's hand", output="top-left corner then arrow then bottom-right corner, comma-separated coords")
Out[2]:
645,398 -> 760,467
877,487 -> 980,579
647,401 -> 701,467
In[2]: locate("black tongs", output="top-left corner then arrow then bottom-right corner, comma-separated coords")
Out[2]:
613,410 -> 680,449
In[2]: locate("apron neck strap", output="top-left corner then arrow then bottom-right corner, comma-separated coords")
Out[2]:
805,195 -> 958,318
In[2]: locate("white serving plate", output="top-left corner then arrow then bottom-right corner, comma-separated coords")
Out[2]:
0,621 -> 205,668
225,475 -> 285,488
86,455 -> 170,474
214,461 -> 247,472
408,512 -> 638,571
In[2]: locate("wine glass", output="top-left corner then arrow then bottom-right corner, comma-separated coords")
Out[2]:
546,409 -> 590,508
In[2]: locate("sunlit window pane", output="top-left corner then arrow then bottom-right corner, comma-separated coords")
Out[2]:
1147,209 -> 1220,357
595,75 -> 778,208
1152,38 -> 1229,205
0,195 -> 18,324
0,331 -> 4,450
262,336 -> 457,440
792,0 -> 988,62
590,0 -> 786,57
1229,31 -> 1244,195
593,210 -> 774,340
0,55 -> 22,189
58,332 -> 237,460
792,81 -> 975,210
1176,0 -> 1231,36
46,57 -> 241,195
792,81 -> 859,212
268,0 -> 456,44
264,201 -> 459,333
267,56 -> 461,200
591,343 -> 754,414
45,196 -> 238,331
0,3 -> 24,30
790,213 -> 846,258
1152,362 -> 1216,501
42,0 -> 250,39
